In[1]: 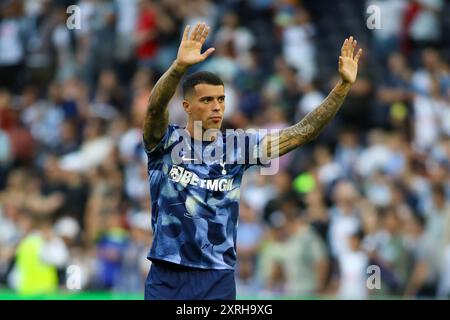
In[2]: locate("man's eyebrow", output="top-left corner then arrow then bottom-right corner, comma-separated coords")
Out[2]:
198,95 -> 226,100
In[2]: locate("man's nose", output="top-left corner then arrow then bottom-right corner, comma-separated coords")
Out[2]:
211,100 -> 221,112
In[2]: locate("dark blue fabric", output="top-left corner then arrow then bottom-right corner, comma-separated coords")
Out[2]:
144,261 -> 236,300
145,124 -> 267,270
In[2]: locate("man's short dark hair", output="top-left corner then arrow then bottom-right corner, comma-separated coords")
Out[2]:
181,71 -> 224,98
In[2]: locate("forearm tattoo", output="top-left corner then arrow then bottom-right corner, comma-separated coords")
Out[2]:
266,81 -> 351,158
143,63 -> 186,149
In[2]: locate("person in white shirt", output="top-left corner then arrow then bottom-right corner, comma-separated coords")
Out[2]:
338,230 -> 369,299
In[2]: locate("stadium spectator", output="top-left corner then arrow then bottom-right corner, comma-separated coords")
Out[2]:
135,0 -> 160,70
337,229 -> 369,299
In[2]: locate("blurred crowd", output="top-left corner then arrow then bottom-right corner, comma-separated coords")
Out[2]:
0,0 -> 449,299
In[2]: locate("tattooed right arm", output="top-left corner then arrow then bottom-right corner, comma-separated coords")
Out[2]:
143,61 -> 186,150
142,23 -> 215,150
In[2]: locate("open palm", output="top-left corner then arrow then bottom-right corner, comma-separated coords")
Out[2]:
339,36 -> 363,84
177,23 -> 215,68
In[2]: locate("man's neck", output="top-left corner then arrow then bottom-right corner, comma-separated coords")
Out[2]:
186,122 -> 220,142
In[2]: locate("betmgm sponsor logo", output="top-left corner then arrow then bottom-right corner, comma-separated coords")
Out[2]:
169,165 -> 234,192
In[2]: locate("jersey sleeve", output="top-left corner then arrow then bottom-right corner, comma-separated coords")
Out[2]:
244,129 -> 271,170
143,124 -> 180,159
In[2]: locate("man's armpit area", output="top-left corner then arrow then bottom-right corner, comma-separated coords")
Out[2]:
143,129 -> 169,156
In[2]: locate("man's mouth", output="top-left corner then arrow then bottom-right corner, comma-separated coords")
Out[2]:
209,116 -> 222,122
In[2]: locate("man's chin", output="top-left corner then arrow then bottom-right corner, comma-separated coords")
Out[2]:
202,122 -> 223,140
206,120 -> 222,130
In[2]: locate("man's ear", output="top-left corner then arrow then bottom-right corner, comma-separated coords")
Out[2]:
182,100 -> 191,114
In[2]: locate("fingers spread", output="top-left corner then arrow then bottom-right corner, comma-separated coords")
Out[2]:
348,36 -> 354,57
342,36 -> 359,58
195,23 -> 206,42
183,25 -> 190,41
190,23 -> 201,40
354,48 -> 363,63
341,38 -> 348,57
201,47 -> 215,60
200,26 -> 210,44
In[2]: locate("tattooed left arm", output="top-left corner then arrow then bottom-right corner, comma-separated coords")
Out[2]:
263,36 -> 362,158
264,80 -> 351,158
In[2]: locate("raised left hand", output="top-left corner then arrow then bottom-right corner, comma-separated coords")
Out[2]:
339,36 -> 363,84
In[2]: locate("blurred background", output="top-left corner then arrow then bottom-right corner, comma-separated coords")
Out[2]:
0,0 -> 449,300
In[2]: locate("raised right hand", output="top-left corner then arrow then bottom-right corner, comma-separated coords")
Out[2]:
175,23 -> 215,69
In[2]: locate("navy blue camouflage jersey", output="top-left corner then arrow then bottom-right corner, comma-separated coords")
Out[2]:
144,124 -> 267,270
